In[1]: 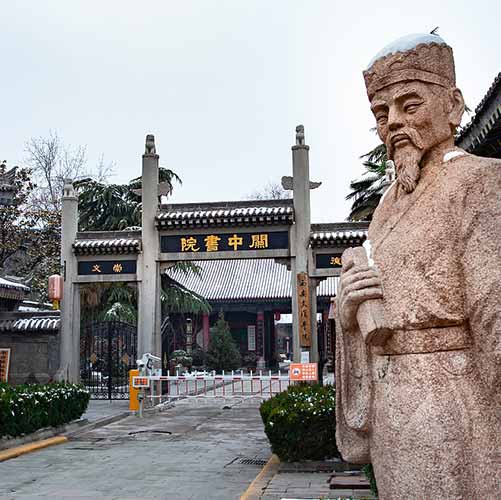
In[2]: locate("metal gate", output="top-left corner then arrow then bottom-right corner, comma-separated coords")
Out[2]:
80,321 -> 137,399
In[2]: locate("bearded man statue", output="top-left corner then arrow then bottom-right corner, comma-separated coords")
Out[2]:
335,33 -> 500,499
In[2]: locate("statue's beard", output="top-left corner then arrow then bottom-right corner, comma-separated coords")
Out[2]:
387,129 -> 425,193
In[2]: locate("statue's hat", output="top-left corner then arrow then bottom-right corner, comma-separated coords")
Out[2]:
363,33 -> 456,100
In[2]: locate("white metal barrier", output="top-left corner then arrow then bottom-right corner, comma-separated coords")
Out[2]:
135,370 -> 295,405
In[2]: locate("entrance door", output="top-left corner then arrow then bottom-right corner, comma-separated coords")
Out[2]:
80,321 -> 137,399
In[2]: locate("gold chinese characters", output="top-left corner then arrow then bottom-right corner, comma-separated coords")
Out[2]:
330,256 -> 342,266
178,233 -> 271,252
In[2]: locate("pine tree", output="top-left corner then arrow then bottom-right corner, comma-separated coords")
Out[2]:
206,311 -> 241,372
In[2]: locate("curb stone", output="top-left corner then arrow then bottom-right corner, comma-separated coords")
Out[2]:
0,419 -> 88,451
0,436 -> 68,462
240,454 -> 280,500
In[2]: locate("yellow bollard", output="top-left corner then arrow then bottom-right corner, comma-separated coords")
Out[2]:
129,369 -> 139,411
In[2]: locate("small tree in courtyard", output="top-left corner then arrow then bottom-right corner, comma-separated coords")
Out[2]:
206,312 -> 241,372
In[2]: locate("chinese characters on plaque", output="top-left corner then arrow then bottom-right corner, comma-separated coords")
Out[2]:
315,253 -> 343,269
78,260 -> 137,275
289,363 -> 318,381
297,272 -> 311,347
247,325 -> 256,351
0,348 -> 11,382
161,231 -> 289,254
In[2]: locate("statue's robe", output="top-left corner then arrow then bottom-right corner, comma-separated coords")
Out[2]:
336,150 -> 501,499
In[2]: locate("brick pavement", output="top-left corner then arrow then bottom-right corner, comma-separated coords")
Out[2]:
0,398 -> 270,500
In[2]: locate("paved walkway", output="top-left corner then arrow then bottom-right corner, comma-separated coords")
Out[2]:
0,398 -> 270,499
81,399 -> 131,423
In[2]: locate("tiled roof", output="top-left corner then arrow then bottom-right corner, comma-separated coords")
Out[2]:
0,277 -> 30,292
457,72 -> 501,156
0,316 -> 60,333
0,167 -> 17,191
0,277 -> 30,300
310,223 -> 369,248
73,238 -> 141,255
167,259 -> 338,302
157,200 -> 294,229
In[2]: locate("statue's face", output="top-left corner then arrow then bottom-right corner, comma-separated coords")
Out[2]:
369,80 -> 457,192
370,80 -> 453,156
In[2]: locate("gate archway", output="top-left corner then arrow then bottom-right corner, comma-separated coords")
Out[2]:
80,320 -> 137,399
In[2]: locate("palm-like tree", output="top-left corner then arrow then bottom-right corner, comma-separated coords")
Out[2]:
75,167 -> 181,231
346,143 -> 387,221
76,168 -> 210,324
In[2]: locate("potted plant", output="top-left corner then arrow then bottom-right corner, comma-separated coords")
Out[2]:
170,350 -> 192,374
243,352 -> 257,371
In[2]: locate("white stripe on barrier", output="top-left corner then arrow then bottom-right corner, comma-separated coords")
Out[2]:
137,370 -> 296,405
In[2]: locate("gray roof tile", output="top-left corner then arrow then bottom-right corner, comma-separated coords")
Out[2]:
73,238 -> 141,255
167,259 -> 338,301
0,316 -> 60,333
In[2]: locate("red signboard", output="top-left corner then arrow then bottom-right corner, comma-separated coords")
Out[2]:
289,363 -> 318,381
132,376 -> 150,388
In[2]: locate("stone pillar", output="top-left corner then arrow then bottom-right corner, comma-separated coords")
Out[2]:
202,313 -> 210,351
291,125 -> 311,362
309,279 -> 319,362
138,134 -> 161,358
58,180 -> 79,382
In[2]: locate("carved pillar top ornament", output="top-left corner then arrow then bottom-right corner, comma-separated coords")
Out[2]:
295,125 -> 305,145
62,178 -> 77,199
144,134 -> 157,156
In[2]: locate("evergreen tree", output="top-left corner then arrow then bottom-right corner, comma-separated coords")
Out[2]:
206,312 -> 241,372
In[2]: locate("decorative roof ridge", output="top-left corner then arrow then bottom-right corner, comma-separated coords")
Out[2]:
0,310 -> 60,320
76,230 -> 141,240
159,198 -> 293,212
310,222 -> 370,232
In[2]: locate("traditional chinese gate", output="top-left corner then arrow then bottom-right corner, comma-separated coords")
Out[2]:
59,128 -> 350,383
80,320 -> 137,399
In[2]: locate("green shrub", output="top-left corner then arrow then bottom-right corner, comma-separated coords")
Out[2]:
362,463 -> 378,498
206,311 -> 241,372
260,383 -> 339,461
191,347 -> 206,367
0,381 -> 90,438
170,350 -> 192,367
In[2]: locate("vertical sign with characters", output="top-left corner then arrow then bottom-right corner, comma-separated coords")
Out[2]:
247,325 -> 256,351
297,272 -> 311,347
0,348 -> 11,382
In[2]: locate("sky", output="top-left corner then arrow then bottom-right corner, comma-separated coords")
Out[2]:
2,0 -> 500,222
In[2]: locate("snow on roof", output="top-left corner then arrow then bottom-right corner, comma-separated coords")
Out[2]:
167,259 -> 339,301
367,33 -> 447,70
0,276 -> 30,292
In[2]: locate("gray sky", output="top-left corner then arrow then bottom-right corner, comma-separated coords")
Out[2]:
2,0 -> 500,222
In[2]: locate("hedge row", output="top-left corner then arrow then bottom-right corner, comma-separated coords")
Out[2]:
0,382 -> 90,438
260,383 -> 339,461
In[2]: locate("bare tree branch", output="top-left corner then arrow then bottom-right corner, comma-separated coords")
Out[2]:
248,181 -> 292,200
24,131 -> 113,211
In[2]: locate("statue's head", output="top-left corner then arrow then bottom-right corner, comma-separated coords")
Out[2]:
363,34 -> 465,192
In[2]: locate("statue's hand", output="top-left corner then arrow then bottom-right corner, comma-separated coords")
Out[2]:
338,261 -> 383,332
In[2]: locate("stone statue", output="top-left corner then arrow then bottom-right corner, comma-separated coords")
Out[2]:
336,33 -> 500,499
145,134 -> 156,155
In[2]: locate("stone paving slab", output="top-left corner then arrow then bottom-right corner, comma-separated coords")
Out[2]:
256,468 -> 376,499
0,398 -> 270,499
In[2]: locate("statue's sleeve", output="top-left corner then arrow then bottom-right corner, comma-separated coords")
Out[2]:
460,162 -> 501,404
334,301 -> 372,463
